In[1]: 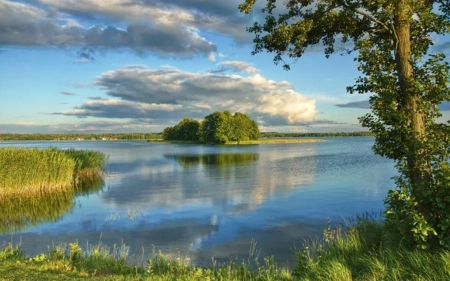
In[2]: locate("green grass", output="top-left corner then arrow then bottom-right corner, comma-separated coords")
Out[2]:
293,215 -> 450,280
0,242 -> 292,281
0,147 -> 106,198
1,217 -> 450,280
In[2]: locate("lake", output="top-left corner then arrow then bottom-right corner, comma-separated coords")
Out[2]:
0,137 -> 397,267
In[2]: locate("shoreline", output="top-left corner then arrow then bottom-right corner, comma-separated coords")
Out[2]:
147,138 -> 325,145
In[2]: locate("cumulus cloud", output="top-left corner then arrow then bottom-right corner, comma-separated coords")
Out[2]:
55,63 -> 323,127
0,0 -> 257,59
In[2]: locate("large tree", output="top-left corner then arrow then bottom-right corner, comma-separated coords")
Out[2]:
240,0 -> 450,247
198,111 -> 260,144
231,112 -> 260,143
162,118 -> 201,141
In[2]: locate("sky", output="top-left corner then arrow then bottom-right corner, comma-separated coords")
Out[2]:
0,0 -> 449,134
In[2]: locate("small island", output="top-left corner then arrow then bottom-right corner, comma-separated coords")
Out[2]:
152,111 -> 325,145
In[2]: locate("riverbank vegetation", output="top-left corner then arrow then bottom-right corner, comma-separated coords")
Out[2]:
0,147 -> 106,198
1,216 -> 449,280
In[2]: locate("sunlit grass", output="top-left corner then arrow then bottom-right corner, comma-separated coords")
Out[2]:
0,147 -> 106,198
293,215 -> 450,280
0,147 -> 75,197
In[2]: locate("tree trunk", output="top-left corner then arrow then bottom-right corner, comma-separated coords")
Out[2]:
393,0 -> 430,203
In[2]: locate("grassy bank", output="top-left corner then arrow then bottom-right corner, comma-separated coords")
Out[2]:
227,138 -> 324,145
0,147 -> 106,198
1,217 -> 449,280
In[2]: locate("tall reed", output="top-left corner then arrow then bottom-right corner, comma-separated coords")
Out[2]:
0,147 -> 106,198
0,147 -> 75,197
63,149 -> 106,181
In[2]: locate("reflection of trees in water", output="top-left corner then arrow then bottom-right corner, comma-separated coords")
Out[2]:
167,153 -> 259,167
0,191 -> 74,234
0,177 -> 105,234
102,149 -> 317,214
74,175 -> 105,196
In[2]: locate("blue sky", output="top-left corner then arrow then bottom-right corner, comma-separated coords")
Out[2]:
0,0 -> 449,133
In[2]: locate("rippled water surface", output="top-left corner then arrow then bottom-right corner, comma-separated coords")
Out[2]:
0,137 -> 396,266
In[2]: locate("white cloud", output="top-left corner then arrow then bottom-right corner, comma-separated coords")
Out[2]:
55,62 -> 320,126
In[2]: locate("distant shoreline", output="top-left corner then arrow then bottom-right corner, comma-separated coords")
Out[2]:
147,138 -> 325,145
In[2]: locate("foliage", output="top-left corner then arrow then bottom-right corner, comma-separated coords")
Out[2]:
162,111 -> 260,144
198,111 -> 234,144
198,111 -> 260,144
239,0 -> 450,248
292,216 -> 450,280
162,118 -> 201,141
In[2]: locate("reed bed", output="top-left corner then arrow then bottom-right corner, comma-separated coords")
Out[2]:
0,147 -> 106,198
63,149 -> 106,181
0,147 -> 75,197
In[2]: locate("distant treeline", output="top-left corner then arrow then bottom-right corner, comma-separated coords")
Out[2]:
0,133 -> 162,141
0,131 -> 372,141
260,131 -> 374,138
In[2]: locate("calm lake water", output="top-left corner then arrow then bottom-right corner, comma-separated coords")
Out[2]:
0,137 -> 396,267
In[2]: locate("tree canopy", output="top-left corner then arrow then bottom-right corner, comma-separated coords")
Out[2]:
162,111 -> 260,144
240,0 -> 450,248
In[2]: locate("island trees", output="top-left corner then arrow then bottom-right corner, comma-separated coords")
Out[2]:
162,111 -> 260,144
239,0 -> 450,248
162,118 -> 201,141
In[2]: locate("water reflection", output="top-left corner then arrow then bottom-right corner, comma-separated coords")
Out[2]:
0,176 -> 105,234
101,148 -> 316,216
0,139 -> 397,267
75,175 -> 105,196
166,153 -> 259,166
0,191 -> 75,234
